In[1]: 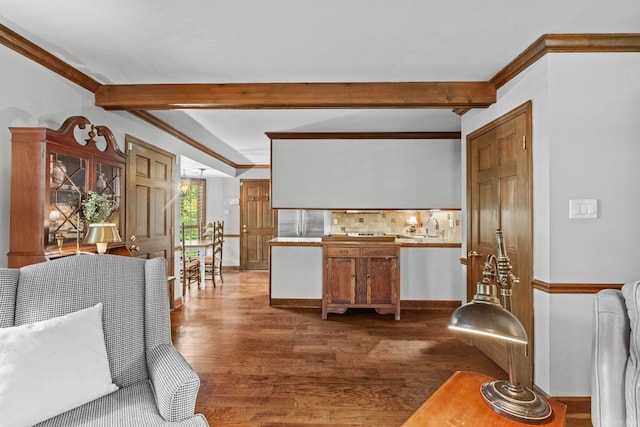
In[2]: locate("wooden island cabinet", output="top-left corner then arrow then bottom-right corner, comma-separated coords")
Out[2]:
322,236 -> 400,320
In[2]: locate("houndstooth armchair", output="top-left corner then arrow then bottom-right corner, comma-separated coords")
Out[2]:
0,255 -> 209,427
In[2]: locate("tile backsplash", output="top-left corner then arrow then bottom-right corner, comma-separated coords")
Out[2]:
330,210 -> 462,241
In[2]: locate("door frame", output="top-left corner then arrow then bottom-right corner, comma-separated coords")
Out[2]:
465,100 -> 534,385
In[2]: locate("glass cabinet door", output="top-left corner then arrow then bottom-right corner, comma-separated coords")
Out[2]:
47,151 -> 87,248
95,161 -> 123,232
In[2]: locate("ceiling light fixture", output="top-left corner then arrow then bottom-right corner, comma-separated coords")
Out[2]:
180,168 -> 191,197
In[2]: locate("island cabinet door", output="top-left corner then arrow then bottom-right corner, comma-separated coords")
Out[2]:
326,257 -> 356,304
366,257 -> 396,304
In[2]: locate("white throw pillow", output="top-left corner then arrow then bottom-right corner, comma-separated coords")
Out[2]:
0,303 -> 118,427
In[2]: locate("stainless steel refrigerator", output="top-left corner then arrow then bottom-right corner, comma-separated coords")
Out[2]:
277,210 -> 328,237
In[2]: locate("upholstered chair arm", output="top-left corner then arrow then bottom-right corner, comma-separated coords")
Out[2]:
147,343 -> 204,423
0,269 -> 19,328
591,289 -> 629,427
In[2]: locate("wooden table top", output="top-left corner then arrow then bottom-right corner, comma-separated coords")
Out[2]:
402,371 -> 566,427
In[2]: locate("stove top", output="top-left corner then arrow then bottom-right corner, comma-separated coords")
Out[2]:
346,232 -> 387,237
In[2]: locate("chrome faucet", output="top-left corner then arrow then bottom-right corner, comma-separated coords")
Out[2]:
427,216 -> 440,236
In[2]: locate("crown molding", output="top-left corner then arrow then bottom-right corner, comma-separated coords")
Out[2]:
265,131 -> 461,140
0,23 -> 101,93
0,23 -> 241,169
490,33 -> 640,89
129,111 -> 239,169
236,164 -> 270,169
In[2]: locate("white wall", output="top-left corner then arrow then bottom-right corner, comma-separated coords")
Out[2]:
534,290 -> 594,395
205,176 -> 240,267
547,53 -> 640,282
462,52 -> 640,396
271,138 -> 461,209
0,45 -> 236,304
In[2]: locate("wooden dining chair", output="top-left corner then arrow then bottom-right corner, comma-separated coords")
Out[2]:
203,221 -> 224,286
202,222 -> 214,283
213,221 -> 224,284
181,223 -> 200,294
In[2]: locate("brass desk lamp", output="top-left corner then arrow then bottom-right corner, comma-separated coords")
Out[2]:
449,230 -> 552,424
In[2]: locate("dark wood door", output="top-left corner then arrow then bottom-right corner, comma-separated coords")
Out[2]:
367,258 -> 394,304
240,179 -> 275,270
327,257 -> 356,304
467,101 -> 533,387
125,135 -> 175,273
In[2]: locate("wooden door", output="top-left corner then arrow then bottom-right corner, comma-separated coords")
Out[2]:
240,179 -> 275,270
327,257 -> 356,304
467,101 -> 533,386
367,257 -> 394,304
125,135 -> 175,272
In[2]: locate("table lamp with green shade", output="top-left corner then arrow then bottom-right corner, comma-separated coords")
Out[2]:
84,222 -> 122,254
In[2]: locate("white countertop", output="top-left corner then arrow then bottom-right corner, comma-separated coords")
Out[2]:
269,237 -> 323,245
269,236 -> 460,247
395,236 -> 461,247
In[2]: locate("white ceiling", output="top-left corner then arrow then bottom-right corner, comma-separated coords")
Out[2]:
2,0 -> 639,169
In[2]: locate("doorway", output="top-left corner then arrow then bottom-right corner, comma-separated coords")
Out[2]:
239,179 -> 276,270
466,101 -> 533,387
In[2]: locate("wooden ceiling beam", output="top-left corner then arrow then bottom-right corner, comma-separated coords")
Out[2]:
94,82 -> 496,110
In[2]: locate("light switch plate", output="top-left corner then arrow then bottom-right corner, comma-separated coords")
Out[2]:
569,199 -> 598,219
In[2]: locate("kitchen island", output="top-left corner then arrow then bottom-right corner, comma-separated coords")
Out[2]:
269,236 -> 463,312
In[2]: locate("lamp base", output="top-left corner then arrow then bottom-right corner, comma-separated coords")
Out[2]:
480,380 -> 553,425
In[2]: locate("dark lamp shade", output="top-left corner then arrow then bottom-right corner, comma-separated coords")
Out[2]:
84,223 -> 122,254
448,301 -> 528,344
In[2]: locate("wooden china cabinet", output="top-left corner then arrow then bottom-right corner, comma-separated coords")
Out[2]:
8,116 -> 127,268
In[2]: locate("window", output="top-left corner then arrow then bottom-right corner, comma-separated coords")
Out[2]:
180,178 -> 206,241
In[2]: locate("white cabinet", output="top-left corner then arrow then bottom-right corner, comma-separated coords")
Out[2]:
270,244 -> 323,299
399,247 -> 464,302
269,242 -> 464,306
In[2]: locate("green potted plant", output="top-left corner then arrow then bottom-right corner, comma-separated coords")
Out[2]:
82,191 -> 114,224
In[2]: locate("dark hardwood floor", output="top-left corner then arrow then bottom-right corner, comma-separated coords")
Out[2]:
170,271 -> 589,427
